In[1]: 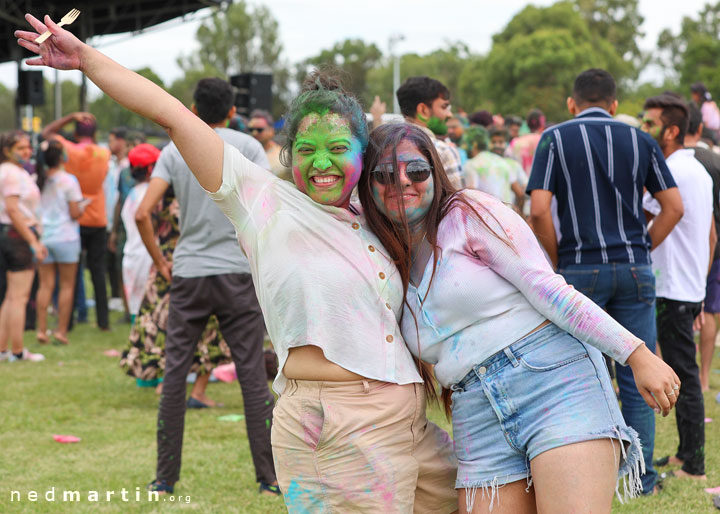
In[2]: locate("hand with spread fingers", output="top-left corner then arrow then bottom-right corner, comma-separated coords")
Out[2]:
626,343 -> 681,417
15,14 -> 86,71
15,11 -> 224,194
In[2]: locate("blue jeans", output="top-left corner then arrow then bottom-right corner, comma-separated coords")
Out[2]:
74,259 -> 87,322
559,262 -> 657,493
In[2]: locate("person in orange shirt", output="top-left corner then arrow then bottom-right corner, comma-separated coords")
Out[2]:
42,112 -> 111,330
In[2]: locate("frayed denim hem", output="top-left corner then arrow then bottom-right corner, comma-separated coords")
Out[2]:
612,424 -> 645,502
455,425 -> 644,512
456,472 -> 532,513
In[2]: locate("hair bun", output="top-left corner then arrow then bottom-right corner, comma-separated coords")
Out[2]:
301,67 -> 347,94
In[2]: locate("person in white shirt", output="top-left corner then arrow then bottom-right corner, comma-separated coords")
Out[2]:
36,139 -> 83,345
641,95 -> 716,480
120,143 -> 158,320
16,16 -> 458,512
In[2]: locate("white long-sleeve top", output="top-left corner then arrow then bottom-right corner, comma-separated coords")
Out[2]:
403,190 -> 642,387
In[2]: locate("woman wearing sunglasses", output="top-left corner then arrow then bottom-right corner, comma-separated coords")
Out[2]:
16,14 -> 458,512
357,123 -> 681,514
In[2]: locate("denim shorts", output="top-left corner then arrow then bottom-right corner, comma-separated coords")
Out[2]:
451,323 -> 643,503
43,239 -> 81,264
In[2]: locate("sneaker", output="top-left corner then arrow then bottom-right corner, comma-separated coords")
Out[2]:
8,349 -> 45,362
258,481 -> 281,496
0,351 -> 10,362
108,297 -> 124,312
147,480 -> 174,494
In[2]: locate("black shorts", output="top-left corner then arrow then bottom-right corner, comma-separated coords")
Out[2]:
0,224 -> 35,272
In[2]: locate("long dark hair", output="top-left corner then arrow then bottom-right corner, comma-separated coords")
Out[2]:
36,139 -> 65,191
691,82 -> 711,106
358,123 -> 514,416
358,124 -> 456,414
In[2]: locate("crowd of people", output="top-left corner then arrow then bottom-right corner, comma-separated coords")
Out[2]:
4,11 -> 720,513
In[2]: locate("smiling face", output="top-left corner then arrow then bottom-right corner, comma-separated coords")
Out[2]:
3,136 -> 32,165
292,112 -> 363,208
370,140 -> 435,230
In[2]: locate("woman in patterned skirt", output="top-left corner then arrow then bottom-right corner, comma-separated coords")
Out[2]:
120,185 -> 231,407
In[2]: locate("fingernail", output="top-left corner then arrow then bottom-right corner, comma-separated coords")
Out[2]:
654,408 -> 661,414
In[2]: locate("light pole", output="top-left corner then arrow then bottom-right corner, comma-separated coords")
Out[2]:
389,34 -> 405,114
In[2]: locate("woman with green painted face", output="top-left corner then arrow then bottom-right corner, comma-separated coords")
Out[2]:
16,14 -> 458,512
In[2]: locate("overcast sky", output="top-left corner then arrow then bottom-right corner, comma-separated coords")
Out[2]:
1,0 -> 708,95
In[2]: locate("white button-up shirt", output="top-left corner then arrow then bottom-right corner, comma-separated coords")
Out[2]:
207,143 -> 422,393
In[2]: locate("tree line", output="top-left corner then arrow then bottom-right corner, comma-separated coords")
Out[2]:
1,0 -> 718,132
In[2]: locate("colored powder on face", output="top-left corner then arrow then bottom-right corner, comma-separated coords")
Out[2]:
371,143 -> 435,232
291,113 -> 363,208
426,116 -> 448,136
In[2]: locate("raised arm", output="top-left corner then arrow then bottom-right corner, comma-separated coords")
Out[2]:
16,14 -> 223,192
41,111 -> 94,140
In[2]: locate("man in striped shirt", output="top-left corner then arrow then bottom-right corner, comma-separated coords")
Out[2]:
527,69 -> 684,495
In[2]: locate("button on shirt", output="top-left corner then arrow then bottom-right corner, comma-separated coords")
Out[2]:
527,107 -> 677,267
403,190 -> 642,388
207,143 -> 422,393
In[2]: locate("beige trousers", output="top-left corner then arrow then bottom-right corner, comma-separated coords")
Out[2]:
272,379 -> 458,513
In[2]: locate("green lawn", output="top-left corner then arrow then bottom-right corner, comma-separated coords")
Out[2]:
1,309 -> 719,513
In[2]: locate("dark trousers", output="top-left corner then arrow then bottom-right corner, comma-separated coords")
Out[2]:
656,297 -> 705,475
74,226 -> 109,329
156,273 -> 276,485
106,243 -> 121,299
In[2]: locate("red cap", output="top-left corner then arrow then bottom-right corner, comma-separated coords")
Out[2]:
128,143 -> 161,168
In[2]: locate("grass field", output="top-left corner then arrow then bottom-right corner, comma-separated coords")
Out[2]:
1,308 -> 719,513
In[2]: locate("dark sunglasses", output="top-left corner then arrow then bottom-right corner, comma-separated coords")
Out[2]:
371,161 -> 433,185
249,127 -> 265,133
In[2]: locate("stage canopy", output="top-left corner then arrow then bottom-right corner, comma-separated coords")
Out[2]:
0,0 -> 223,64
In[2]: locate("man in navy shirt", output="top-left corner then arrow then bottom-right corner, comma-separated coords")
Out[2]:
527,69 -> 684,495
